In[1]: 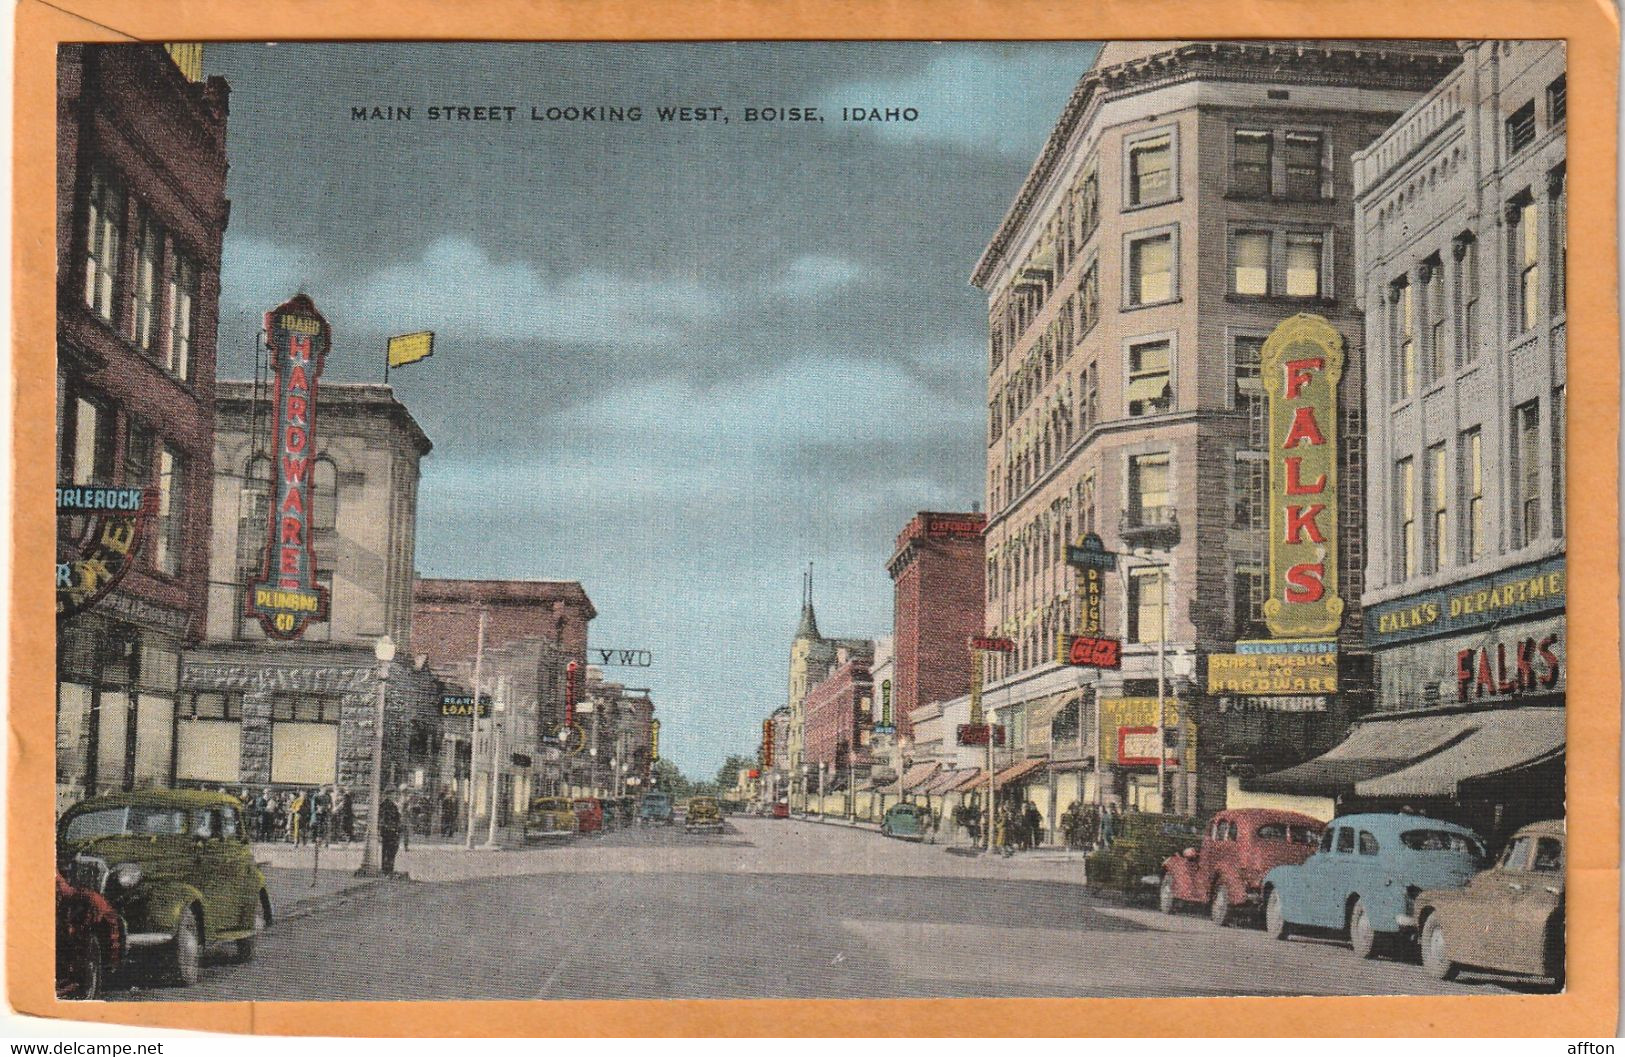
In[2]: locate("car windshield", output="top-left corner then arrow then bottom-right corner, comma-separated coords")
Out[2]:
1400,829 -> 1485,859
62,805 -> 189,842
1256,823 -> 1320,845
574,800 -> 596,811
532,799 -> 571,812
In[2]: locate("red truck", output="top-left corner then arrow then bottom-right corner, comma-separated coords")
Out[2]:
1159,808 -> 1324,926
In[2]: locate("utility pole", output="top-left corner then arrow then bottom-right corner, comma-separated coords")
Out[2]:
464,607 -> 487,850
483,676 -> 507,848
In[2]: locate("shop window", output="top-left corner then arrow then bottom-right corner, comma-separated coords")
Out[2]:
1127,232 -> 1174,305
1458,428 -> 1485,563
1232,129 -> 1271,197
179,691 -> 241,719
83,168 -> 124,323
1126,339 -> 1172,417
1506,100 -> 1536,156
1127,133 -> 1173,206
1232,231 -> 1270,296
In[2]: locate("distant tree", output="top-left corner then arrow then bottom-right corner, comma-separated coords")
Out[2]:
715,754 -> 755,792
651,759 -> 691,800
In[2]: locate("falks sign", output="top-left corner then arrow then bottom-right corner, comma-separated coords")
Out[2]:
1263,314 -> 1345,639
246,295 -> 331,639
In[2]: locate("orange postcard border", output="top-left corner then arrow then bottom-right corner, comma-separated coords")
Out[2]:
10,0 -> 1619,1037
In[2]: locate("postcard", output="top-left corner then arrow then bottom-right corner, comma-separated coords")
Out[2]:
13,4 -> 1619,1038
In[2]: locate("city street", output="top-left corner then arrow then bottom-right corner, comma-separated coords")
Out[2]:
116,817 -> 1518,1001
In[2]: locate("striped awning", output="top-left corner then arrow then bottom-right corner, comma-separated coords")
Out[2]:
901,762 -> 941,792
994,757 -> 1048,789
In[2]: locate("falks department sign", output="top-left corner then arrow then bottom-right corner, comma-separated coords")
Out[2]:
246,294 -> 332,639
1262,314 -> 1345,639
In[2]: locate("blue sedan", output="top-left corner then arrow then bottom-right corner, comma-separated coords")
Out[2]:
1262,813 -> 1486,959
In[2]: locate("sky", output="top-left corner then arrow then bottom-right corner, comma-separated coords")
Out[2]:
202,42 -> 1099,779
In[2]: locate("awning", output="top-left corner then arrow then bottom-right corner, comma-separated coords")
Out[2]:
951,769 -> 988,792
901,762 -> 941,792
1245,706 -> 1565,800
925,768 -> 969,795
1127,375 -> 1171,407
994,757 -> 1047,789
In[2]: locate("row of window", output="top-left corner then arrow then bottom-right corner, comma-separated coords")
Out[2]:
82,168 -> 201,384
1504,74 -> 1566,157
1390,390 -> 1565,581
990,122 -> 1336,367
60,390 -> 185,577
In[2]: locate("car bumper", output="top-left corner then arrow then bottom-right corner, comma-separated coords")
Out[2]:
1395,913 -> 1418,928
125,931 -> 172,948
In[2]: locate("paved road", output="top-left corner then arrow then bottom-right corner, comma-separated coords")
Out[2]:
115,818 -> 1521,1001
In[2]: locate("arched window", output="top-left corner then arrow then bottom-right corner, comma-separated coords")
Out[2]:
312,455 -> 338,531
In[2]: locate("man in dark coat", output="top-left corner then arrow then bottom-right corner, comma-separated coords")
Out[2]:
379,795 -> 403,875
1024,801 -> 1043,850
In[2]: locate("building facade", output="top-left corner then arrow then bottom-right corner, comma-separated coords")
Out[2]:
56,45 -> 232,811
178,382 -> 438,817
971,40 -> 1461,819
887,511 -> 986,737
784,569 -> 873,807
1251,42 -> 1566,845
801,650 -> 875,793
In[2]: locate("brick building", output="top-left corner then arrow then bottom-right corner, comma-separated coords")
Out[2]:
801,650 -> 875,792
1252,41 -> 1566,844
178,382 -> 438,814
413,578 -> 596,821
55,45 -> 231,810
971,40 -> 1460,822
886,511 -> 986,737
783,568 -> 872,807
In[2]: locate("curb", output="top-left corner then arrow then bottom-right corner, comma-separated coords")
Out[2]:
274,873 -> 405,924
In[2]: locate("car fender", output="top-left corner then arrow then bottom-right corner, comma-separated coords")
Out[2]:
1351,885 -> 1405,934
1160,854 -> 1199,900
1262,866 -> 1301,922
129,879 -> 207,939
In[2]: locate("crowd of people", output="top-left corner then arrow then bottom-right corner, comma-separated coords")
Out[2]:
942,797 -> 1127,854
212,786 -> 356,845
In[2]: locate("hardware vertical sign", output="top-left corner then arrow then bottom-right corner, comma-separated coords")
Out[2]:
1263,314 -> 1345,638
247,294 -> 331,639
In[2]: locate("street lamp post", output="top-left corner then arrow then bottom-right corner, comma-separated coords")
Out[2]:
356,635 -> 395,877
482,681 -> 506,849
1131,548 -> 1173,812
464,607 -> 488,850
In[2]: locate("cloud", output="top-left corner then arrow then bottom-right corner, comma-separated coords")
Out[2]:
778,254 -> 862,297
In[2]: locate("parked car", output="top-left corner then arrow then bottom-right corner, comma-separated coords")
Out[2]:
611,796 -> 638,827
1159,808 -> 1324,925
573,797 -> 606,835
638,792 -> 675,825
1085,812 -> 1205,898
1416,818 -> 1565,985
55,868 -> 123,999
771,802 -> 790,820
684,796 -> 724,834
523,797 -> 579,842
1262,812 -> 1486,958
880,802 -> 931,841
57,789 -> 271,987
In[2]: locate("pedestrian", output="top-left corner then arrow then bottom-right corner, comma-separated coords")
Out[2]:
1060,801 -> 1081,850
379,794 -> 403,875
314,786 -> 333,845
1101,802 -> 1120,848
1024,801 -> 1043,850
338,788 -> 355,842
440,789 -> 457,838
292,789 -> 310,845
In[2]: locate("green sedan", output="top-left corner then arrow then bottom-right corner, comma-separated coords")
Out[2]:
58,789 -> 271,987
881,802 -> 931,841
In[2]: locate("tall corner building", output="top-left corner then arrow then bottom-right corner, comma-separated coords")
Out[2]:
887,511 -> 986,736
970,40 -> 1461,817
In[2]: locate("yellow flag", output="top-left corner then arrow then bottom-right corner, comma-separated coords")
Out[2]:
387,331 -> 434,369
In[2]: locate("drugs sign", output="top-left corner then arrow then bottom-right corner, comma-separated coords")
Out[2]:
1263,314 -> 1345,639
246,294 -> 332,639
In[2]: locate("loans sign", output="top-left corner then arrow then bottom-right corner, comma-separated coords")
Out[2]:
1263,315 -> 1345,638
247,295 -> 331,639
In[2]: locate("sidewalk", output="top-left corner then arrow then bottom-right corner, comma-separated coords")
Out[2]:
792,813 -> 1088,861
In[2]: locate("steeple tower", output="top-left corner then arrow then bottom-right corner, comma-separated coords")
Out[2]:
795,563 -> 821,641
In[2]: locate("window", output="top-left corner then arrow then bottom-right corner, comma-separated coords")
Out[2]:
1547,75 -> 1566,125
1234,454 -> 1263,529
164,252 -> 197,382
1126,339 -> 1172,417
1232,129 -> 1271,197
1128,567 -> 1168,644
1549,168 -> 1566,314
1506,100 -> 1536,155
1426,443 -> 1448,574
1358,831 -> 1380,856
178,692 -> 241,719
1078,261 -> 1099,335
1510,195 -> 1539,334
1283,233 -> 1324,297
1421,258 -> 1446,382
1128,133 -> 1173,206
1392,279 -> 1416,400
1128,452 -> 1171,527
1551,386 -> 1565,538
153,443 -> 184,576
1127,232 -> 1174,305
1233,564 -> 1266,639
1459,428 -> 1485,563
1395,456 -> 1416,579
1455,233 -> 1480,365
83,169 -> 123,322
1318,828 -> 1334,853
1076,167 -> 1100,242
1079,472 -> 1096,535
123,420 -> 154,492
1514,400 -> 1541,546
1283,131 -> 1326,200
1232,231 -> 1270,296
312,456 -> 338,531
62,393 -> 115,485
271,695 -> 342,723
1532,837 -> 1563,873
1233,335 -> 1264,416
1336,828 -> 1355,854
131,209 -> 162,352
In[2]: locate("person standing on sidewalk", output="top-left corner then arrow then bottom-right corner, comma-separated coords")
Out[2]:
1024,801 -> 1043,851
287,790 -> 304,844
379,794 -> 403,875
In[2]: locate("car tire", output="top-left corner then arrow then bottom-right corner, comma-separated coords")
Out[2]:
234,893 -> 269,963
1419,914 -> 1459,981
1158,875 -> 1176,914
1349,898 -> 1381,959
169,908 -> 203,987
1210,884 -> 1233,928
1264,888 -> 1293,941
68,934 -> 105,1000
